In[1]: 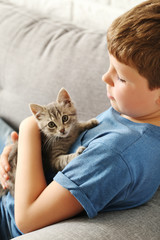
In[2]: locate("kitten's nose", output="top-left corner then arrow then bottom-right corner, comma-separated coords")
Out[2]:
60,128 -> 65,134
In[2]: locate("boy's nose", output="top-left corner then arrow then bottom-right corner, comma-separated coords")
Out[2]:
102,72 -> 114,87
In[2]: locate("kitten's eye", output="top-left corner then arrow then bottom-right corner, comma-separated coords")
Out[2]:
48,121 -> 56,128
62,115 -> 68,123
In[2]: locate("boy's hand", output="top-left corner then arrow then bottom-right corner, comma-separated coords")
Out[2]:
0,131 -> 18,189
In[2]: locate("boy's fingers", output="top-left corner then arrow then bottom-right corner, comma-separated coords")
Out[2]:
0,145 -> 12,171
0,145 -> 12,188
0,132 -> 16,189
0,155 -> 9,189
11,131 -> 18,143
0,167 -> 9,188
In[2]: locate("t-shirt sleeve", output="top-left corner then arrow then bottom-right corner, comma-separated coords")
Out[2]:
54,140 -> 131,218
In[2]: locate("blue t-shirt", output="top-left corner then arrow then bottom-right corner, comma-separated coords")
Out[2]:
54,107 -> 160,218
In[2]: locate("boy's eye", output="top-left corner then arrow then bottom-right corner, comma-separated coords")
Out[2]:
62,115 -> 68,123
48,121 -> 56,128
117,76 -> 126,83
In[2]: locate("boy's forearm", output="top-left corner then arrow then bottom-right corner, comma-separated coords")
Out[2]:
15,116 -> 47,228
14,116 -> 83,233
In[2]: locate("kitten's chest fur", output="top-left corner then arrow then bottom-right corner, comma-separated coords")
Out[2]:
41,121 -> 87,171
42,126 -> 79,156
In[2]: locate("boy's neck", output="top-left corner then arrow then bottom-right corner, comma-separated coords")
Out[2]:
121,112 -> 160,126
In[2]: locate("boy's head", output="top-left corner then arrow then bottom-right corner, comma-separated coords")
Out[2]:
107,0 -> 160,90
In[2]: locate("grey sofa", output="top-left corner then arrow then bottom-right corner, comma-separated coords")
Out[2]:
0,1 -> 159,239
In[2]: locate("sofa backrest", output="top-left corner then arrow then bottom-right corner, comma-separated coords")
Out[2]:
0,0 -> 110,130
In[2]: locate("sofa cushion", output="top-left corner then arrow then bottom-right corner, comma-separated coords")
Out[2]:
0,0 -> 110,130
12,188 -> 160,240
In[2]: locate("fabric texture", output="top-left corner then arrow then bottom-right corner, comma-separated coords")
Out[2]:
0,193 -> 22,240
55,107 -> 160,218
0,118 -> 13,154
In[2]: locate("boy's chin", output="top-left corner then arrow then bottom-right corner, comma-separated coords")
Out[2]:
110,102 -> 121,113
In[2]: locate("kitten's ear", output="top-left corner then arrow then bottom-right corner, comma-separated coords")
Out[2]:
57,88 -> 71,105
29,103 -> 44,120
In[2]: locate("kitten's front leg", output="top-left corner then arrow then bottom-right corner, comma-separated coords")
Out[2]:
53,146 -> 85,171
79,118 -> 99,132
75,146 -> 86,155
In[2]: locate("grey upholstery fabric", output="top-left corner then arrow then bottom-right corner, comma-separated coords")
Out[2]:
0,1 -> 159,239
0,0 -> 109,131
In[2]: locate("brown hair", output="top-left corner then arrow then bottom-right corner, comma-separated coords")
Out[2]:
107,0 -> 160,90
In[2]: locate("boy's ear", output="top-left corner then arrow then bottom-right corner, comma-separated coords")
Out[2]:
156,97 -> 160,106
156,89 -> 160,106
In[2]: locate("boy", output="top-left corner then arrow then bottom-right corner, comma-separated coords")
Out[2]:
0,0 -> 160,238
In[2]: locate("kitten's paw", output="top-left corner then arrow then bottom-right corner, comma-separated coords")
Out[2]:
90,118 -> 99,127
76,146 -> 86,155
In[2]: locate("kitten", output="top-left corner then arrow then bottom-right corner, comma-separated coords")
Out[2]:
0,88 -> 98,197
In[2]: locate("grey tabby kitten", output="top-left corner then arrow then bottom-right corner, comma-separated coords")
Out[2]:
0,88 -> 98,197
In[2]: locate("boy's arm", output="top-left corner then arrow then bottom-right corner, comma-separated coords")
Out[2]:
15,116 -> 83,233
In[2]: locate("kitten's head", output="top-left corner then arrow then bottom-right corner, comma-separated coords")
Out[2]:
30,88 -> 77,138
